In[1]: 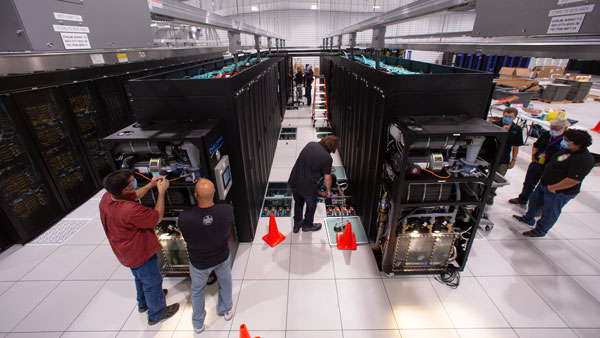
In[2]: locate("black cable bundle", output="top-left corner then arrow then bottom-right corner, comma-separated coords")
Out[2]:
434,266 -> 461,289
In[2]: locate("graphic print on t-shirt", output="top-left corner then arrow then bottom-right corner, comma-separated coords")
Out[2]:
203,215 -> 213,225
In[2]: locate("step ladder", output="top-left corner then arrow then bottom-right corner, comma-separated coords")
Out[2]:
312,76 -> 329,127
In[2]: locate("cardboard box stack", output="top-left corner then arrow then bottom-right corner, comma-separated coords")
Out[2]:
495,67 -> 537,87
531,66 -> 565,79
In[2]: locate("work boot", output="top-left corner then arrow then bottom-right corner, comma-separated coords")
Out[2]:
522,230 -> 545,238
512,215 -> 534,226
302,223 -> 322,232
148,303 -> 180,325
508,197 -> 527,205
139,289 -> 168,313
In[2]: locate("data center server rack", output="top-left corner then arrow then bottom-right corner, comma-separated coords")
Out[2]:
128,57 -> 287,242
0,52 -> 224,248
104,119 -> 236,276
321,54 -> 504,275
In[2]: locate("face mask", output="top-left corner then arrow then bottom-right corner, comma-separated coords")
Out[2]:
549,130 -> 562,137
560,140 -> 569,149
132,179 -> 138,191
502,117 -> 513,125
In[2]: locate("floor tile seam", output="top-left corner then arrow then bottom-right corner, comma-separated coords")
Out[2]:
284,230 -> 293,338
563,274 -> 600,308
0,281 -> 15,297
50,243 -> 103,282
327,227 -> 346,338
519,274 -> 577,329
472,276 -> 517,330
487,239 -> 568,276
62,277 -> 112,333
9,277 -> 86,333
14,245 -> 61,282
379,276 -> 402,331
561,239 -> 600,266
527,237 -> 600,273
425,274 -> 459,332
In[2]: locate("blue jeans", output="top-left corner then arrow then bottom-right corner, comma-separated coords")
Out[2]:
189,255 -> 233,329
305,85 -> 312,105
292,190 -> 318,229
296,85 -> 303,99
522,185 -> 576,236
130,254 -> 166,321
518,162 -> 545,201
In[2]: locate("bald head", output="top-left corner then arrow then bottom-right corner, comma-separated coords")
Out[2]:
194,178 -> 215,205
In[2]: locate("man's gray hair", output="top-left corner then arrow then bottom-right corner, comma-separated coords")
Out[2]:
550,118 -> 569,129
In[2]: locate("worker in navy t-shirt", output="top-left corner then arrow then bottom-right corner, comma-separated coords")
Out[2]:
178,179 -> 234,333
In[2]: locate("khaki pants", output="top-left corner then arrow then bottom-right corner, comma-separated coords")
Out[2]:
488,163 -> 509,203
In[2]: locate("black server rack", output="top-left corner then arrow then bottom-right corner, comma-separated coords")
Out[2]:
11,87 -> 99,209
128,57 -> 287,242
321,54 -> 502,276
60,81 -> 115,182
0,52 -> 227,248
103,119 -> 236,275
0,94 -> 67,243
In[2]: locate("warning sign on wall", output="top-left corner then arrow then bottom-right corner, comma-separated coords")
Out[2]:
60,33 -> 91,49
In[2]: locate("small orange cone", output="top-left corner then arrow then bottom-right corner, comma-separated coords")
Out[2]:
336,221 -> 357,250
591,121 -> 600,132
240,324 -> 261,338
262,213 -> 286,247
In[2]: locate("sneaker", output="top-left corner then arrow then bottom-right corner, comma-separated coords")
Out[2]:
219,310 -> 233,321
512,215 -> 533,226
293,227 -> 300,234
148,303 -> 180,325
508,197 -> 527,205
523,230 -> 545,238
302,223 -> 322,232
293,221 -> 302,234
194,324 -> 206,333
139,289 -> 168,313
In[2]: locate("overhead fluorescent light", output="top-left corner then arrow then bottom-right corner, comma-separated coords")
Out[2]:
373,5 -> 381,9
311,4 -> 318,10
251,6 -> 259,11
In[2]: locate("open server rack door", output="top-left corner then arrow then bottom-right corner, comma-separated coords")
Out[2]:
11,87 -> 99,210
129,57 -> 286,242
321,54 -> 501,276
103,119 -> 235,275
0,94 -> 67,243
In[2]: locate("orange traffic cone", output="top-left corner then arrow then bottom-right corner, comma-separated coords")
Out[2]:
591,121 -> 600,132
262,213 -> 286,247
336,221 -> 357,250
239,324 -> 261,338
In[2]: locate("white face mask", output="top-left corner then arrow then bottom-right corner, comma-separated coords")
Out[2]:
549,130 -> 562,137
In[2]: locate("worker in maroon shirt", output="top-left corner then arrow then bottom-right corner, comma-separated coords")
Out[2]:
99,169 -> 179,325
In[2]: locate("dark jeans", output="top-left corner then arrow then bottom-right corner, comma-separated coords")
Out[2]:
488,163 -> 508,202
130,254 -> 166,320
518,162 -> 545,201
522,185 -> 576,236
292,190 -> 318,229
305,85 -> 312,105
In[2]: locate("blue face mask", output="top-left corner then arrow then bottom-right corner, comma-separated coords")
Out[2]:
502,117 -> 513,125
560,140 -> 569,149
549,130 -> 562,137
132,179 -> 138,191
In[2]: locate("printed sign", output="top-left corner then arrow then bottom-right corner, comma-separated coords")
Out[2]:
547,13 -> 586,34
557,0 -> 585,5
90,54 -> 105,64
148,0 -> 163,8
117,53 -> 129,63
548,4 -> 594,16
60,33 -> 91,49
53,25 -> 90,33
53,12 -> 83,22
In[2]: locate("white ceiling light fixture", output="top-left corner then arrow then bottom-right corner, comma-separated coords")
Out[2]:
373,5 -> 381,9
311,4 -> 318,10
251,5 -> 259,12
